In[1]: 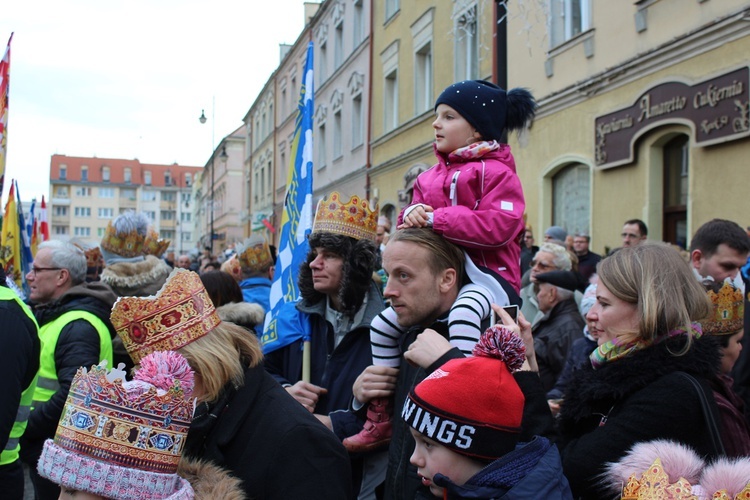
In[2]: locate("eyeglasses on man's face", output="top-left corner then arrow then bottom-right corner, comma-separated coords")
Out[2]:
29,266 -> 61,277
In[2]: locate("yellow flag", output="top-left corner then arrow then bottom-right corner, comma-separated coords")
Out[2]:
1,180 -> 22,286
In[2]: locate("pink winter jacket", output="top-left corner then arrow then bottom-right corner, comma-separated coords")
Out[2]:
399,143 -> 525,292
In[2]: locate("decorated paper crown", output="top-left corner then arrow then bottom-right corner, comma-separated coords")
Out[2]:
621,457 -> 697,499
101,221 -> 147,258
236,235 -> 274,271
111,268 -> 221,364
37,352 -> 195,499
312,191 -> 378,241
702,280 -> 744,335
143,229 -> 171,257
220,255 -> 242,282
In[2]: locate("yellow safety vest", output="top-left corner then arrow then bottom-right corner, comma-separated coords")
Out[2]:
0,287 -> 40,466
32,310 -> 113,410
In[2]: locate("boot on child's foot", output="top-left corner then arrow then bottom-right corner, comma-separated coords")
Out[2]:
342,397 -> 393,453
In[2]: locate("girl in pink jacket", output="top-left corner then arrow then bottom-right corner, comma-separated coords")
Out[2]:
344,80 -> 536,453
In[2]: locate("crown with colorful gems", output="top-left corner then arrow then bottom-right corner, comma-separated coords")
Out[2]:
37,353 -> 195,499
312,191 -> 378,241
236,235 -> 274,272
621,457 -> 698,499
100,220 -> 146,258
143,229 -> 171,257
702,280 -> 744,335
111,268 -> 221,364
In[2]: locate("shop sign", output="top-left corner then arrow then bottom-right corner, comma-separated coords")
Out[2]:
594,67 -> 750,168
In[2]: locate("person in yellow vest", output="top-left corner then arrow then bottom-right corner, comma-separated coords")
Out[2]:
0,267 -> 40,500
19,240 -> 116,500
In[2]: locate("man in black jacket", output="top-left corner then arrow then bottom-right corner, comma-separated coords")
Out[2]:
20,240 -> 117,500
0,267 -> 39,500
352,228 -> 553,500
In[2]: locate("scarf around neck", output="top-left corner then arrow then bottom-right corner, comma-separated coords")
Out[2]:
590,322 -> 703,369
451,140 -> 500,160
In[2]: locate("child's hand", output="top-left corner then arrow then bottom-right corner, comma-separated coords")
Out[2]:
491,305 -> 538,372
404,328 -> 452,368
398,204 -> 433,229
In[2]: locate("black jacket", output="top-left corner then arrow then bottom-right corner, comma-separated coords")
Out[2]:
532,298 -> 585,392
558,334 -> 723,499
184,362 -> 352,500
0,285 -> 39,451
22,282 -> 117,448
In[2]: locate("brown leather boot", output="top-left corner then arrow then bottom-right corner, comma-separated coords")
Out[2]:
342,397 -> 393,453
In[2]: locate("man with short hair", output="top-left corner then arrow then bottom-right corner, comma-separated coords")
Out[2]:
572,233 -> 601,281
176,254 -> 192,269
519,242 -> 575,326
621,219 -> 648,247
689,219 -> 750,419
531,271 -> 586,392
353,228 -> 551,500
20,240 -> 116,500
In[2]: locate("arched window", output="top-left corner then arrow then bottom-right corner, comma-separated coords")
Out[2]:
552,163 -> 590,235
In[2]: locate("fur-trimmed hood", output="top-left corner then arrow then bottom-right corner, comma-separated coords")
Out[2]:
559,335 -> 721,428
216,301 -> 265,330
177,457 -> 246,499
100,255 -> 172,297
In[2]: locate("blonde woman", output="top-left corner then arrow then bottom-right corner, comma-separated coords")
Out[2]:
557,243 -> 723,499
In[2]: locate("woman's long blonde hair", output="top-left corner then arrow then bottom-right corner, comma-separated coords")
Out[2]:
178,321 -> 263,402
597,243 -> 711,348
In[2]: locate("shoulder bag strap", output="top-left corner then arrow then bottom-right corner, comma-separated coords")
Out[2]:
675,371 -> 726,456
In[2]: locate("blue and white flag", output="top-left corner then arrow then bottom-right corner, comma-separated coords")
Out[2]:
15,181 -> 32,296
26,197 -> 35,241
261,42 -> 314,354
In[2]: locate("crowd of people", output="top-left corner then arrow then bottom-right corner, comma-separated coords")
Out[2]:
2,79 -> 750,500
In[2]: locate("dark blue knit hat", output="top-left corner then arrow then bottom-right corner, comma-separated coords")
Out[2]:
435,80 -> 536,142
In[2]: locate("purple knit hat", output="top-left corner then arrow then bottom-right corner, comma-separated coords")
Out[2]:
37,352 -> 196,500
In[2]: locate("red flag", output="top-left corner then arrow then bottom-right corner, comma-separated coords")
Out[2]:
39,195 -> 49,242
0,33 -> 13,208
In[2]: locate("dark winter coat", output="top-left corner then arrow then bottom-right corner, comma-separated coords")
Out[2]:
20,282 -> 117,461
384,319 -> 555,500
546,334 -> 597,401
558,334 -> 723,499
184,362 -> 352,500
730,272 -> 750,422
532,298 -> 585,392
422,437 -> 572,500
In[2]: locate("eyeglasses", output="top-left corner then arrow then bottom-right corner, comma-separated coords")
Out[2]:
30,266 -> 61,276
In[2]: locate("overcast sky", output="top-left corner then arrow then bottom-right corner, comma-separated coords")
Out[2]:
1,0 -> 311,202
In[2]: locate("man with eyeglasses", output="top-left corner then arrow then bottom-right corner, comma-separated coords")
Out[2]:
519,242 -> 576,327
20,240 -> 117,500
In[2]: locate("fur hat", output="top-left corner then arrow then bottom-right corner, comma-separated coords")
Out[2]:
434,80 -> 536,142
403,326 -> 526,461
37,352 -> 196,500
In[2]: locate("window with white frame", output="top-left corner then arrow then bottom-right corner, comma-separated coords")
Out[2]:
455,5 -> 478,81
141,191 -> 157,202
124,167 -> 132,184
181,212 -> 191,222
182,232 -> 192,241
549,0 -> 591,47
144,211 -> 156,222
56,186 -> 69,198
162,191 -> 176,202
333,110 -> 342,158
81,166 -> 89,182
165,170 -> 172,186
59,165 -> 67,180
318,123 -> 327,169
102,166 -> 110,182
98,227 -> 106,237
181,192 -> 191,204
266,160 -> 272,203
385,0 -> 399,21
319,41 -> 328,82
415,42 -> 432,114
121,188 -> 136,200
353,0 -> 364,47
552,163 -> 590,236
185,173 -> 192,187
98,207 -> 114,218
74,227 -> 91,236
99,187 -> 114,198
160,230 -> 175,240
254,170 -> 260,205
352,93 -> 363,148
75,187 -> 91,197
74,207 -> 91,217
54,206 -> 68,216
144,171 -> 152,185
384,69 -> 398,132
334,22 -> 344,69
160,210 -> 175,221
54,225 -> 69,235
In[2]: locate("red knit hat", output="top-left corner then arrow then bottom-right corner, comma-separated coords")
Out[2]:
402,326 -> 526,460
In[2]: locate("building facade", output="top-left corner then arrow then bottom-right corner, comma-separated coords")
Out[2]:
49,154 -> 202,254
508,0 -> 750,253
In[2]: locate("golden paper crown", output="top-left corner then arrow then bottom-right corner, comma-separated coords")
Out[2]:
621,458 -> 698,499
143,229 -> 170,257
52,357 -> 193,475
702,280 -> 744,335
100,221 -> 146,258
236,235 -> 274,272
111,268 -> 221,364
312,191 -> 378,241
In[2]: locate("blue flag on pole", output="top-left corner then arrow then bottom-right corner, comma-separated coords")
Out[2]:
15,181 -> 32,295
261,42 -> 314,354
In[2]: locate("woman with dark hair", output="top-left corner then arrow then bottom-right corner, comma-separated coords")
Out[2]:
199,270 -> 265,333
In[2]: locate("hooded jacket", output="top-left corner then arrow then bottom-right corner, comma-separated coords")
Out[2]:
21,282 -> 117,456
399,144 -> 526,292
423,437 -> 572,500
558,334 -> 723,499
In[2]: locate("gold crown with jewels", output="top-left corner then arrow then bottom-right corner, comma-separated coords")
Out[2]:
236,235 -> 274,272
312,191 -> 378,241
110,268 -> 221,364
143,229 -> 170,257
100,221 -> 146,258
702,280 -> 744,335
